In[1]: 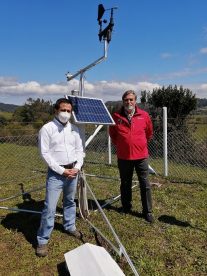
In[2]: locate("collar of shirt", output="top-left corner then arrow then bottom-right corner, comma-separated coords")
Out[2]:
124,108 -> 135,122
54,117 -> 69,127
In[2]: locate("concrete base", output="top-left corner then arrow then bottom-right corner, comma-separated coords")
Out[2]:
64,243 -> 125,276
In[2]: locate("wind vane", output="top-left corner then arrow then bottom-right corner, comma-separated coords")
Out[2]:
97,4 -> 118,43
66,4 -> 118,97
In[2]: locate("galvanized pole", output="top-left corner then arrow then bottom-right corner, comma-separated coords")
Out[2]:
163,107 -> 168,176
107,126 -> 112,165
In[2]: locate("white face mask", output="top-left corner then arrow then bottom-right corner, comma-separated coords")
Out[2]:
57,111 -> 71,124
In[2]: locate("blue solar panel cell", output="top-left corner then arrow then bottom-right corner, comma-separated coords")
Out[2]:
66,96 -> 115,125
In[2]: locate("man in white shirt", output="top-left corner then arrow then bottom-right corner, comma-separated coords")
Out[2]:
36,98 -> 84,257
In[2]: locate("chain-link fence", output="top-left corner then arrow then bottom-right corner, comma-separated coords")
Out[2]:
0,119 -> 206,186
0,134 -> 46,185
85,121 -> 207,184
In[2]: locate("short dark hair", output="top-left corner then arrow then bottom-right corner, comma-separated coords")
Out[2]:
122,90 -> 137,101
54,98 -> 73,110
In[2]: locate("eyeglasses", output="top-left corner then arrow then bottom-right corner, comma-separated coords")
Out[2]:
60,109 -> 71,113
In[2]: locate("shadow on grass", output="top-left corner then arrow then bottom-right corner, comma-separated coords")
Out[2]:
87,198 -> 111,211
158,215 -> 191,227
57,261 -> 70,276
1,198 -> 42,247
1,191 -> 65,248
158,215 -> 206,233
87,198 -> 145,219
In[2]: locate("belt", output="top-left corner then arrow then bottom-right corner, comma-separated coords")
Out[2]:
61,161 -> 77,169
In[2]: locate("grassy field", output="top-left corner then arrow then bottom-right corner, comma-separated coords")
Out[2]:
187,114 -> 207,142
1,141 -> 207,186
0,161 -> 206,275
0,138 -> 206,275
190,124 -> 207,141
85,156 -> 207,185
0,111 -> 13,120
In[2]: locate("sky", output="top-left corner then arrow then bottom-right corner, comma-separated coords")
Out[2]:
0,0 -> 207,105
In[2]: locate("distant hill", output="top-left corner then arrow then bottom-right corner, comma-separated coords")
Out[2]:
0,102 -> 19,112
197,98 -> 207,108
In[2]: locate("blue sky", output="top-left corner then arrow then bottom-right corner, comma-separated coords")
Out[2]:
0,0 -> 207,105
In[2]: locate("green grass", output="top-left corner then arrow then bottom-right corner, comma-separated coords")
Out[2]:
0,143 -> 46,184
0,142 -> 206,275
186,115 -> 207,142
0,111 -> 13,120
190,124 -> 207,141
0,162 -> 206,275
84,155 -> 207,185
187,114 -> 207,123
0,141 -> 206,185
167,161 -> 207,184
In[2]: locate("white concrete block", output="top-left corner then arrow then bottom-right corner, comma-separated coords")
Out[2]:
64,243 -> 125,276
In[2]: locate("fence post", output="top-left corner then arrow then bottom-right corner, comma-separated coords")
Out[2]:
107,126 -> 112,165
163,107 -> 168,176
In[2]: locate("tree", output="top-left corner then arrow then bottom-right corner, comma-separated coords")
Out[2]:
140,90 -> 151,105
13,98 -> 53,126
143,86 -> 201,165
140,90 -> 147,104
147,85 -> 197,122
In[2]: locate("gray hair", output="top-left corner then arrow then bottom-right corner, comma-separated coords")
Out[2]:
122,90 -> 137,101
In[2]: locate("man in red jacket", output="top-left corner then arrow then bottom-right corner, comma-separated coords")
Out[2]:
109,90 -> 154,223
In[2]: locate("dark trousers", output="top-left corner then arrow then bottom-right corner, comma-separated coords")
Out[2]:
118,158 -> 152,214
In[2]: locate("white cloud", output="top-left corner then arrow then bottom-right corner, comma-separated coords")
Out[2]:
0,77 -> 79,96
200,47 -> 207,54
0,76 -> 206,105
0,76 -> 17,87
199,83 -> 207,95
187,83 -> 207,99
80,80 -> 160,101
0,77 -> 160,103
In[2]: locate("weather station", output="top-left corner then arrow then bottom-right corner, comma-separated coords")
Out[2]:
64,4 -> 140,276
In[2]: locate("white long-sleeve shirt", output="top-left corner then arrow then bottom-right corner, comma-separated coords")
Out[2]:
38,118 -> 84,175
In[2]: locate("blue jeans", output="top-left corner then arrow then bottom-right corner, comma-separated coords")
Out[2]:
37,168 -> 78,245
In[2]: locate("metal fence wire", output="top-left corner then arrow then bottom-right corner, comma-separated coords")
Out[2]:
0,118 -> 206,185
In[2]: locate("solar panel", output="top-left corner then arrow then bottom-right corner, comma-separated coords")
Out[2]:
66,95 -> 115,125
